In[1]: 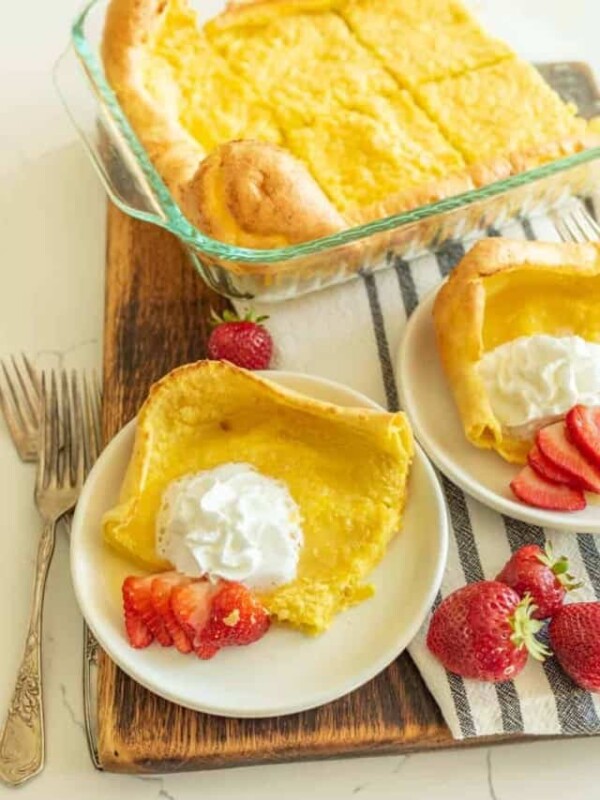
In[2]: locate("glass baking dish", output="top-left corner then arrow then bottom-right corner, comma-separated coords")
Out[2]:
55,0 -> 600,302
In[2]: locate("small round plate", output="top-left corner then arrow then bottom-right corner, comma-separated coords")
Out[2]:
71,371 -> 448,718
396,289 -> 600,534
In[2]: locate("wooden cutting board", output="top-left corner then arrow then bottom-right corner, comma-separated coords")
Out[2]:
99,204 -> 468,772
96,61 -> 600,773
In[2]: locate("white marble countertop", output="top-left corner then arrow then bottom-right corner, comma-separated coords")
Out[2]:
1,0 -> 600,797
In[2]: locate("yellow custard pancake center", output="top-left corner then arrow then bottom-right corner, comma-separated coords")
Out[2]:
482,269 -> 600,351
103,361 -> 413,634
135,0 -> 585,213
139,0 -> 471,215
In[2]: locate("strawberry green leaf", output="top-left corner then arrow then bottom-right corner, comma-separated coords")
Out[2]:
508,594 -> 551,662
209,307 -> 269,328
552,557 -> 569,575
537,544 -> 580,591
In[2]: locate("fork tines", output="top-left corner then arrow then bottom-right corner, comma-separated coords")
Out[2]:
0,354 -> 41,462
37,370 -> 61,490
37,369 -> 103,492
555,202 -> 600,244
0,358 -> 102,476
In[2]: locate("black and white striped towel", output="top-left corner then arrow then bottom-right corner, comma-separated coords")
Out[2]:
234,208 -> 600,739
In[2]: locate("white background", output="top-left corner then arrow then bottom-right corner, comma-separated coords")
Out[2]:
1,0 -> 600,797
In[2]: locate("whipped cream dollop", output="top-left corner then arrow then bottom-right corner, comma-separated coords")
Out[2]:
476,334 -> 600,438
156,463 -> 303,590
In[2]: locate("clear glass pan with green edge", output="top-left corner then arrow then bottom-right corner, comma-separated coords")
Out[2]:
54,0 -> 600,302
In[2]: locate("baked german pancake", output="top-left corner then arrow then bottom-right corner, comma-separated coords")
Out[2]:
433,238 -> 600,464
103,361 -> 414,633
102,0 -> 599,249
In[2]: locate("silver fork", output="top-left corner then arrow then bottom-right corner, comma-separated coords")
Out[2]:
0,370 -> 89,786
554,201 -> 600,243
0,355 -> 40,462
0,358 -> 103,774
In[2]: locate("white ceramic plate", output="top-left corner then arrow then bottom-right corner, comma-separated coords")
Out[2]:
397,289 -> 600,533
70,371 -> 448,718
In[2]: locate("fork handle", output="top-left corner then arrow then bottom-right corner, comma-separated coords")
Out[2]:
0,519 -> 56,787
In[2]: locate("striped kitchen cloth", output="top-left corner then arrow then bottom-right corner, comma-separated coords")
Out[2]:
234,206 -> 600,739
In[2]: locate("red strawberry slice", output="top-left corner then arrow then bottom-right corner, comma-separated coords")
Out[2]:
537,422 -> 600,494
124,613 -> 154,649
194,582 -> 270,660
527,444 -> 585,490
510,466 -> 586,511
170,580 -> 221,645
123,573 -> 271,659
194,640 -> 220,660
566,405 -> 600,470
122,577 -> 154,649
122,575 -> 172,647
151,572 -> 194,654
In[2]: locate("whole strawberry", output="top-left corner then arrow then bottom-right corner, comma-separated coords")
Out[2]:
207,309 -> 273,370
497,544 -> 581,620
549,603 -> 600,692
427,581 -> 548,682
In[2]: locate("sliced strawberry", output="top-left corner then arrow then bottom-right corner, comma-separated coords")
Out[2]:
537,422 -> 600,494
151,572 -> 194,654
195,582 -> 270,660
510,466 -> 586,511
124,612 -> 154,649
194,640 -> 220,660
122,577 -> 154,648
527,443 -> 584,490
122,575 -> 172,647
170,580 -> 219,645
566,405 -> 600,470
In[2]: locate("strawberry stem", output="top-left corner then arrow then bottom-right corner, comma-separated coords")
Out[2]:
209,307 -> 270,328
509,595 -> 551,662
537,543 -> 582,592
